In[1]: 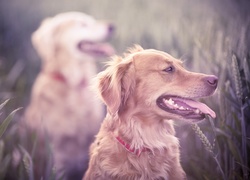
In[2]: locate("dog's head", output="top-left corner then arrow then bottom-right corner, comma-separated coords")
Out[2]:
97,45 -> 217,123
32,12 -> 115,62
31,12 -> 115,87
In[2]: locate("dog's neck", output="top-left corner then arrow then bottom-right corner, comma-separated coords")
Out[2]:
47,71 -> 87,88
110,112 -> 178,155
114,135 -> 149,156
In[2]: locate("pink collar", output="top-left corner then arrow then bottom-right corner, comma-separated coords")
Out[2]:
115,136 -> 149,156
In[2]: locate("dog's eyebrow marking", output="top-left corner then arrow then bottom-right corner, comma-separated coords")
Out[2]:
165,60 -> 174,65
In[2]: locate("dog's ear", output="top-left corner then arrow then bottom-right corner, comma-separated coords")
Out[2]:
124,44 -> 144,57
32,18 -> 54,62
97,55 -> 136,115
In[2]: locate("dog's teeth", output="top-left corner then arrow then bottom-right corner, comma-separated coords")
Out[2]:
174,104 -> 179,108
163,98 -> 175,106
168,98 -> 175,105
179,106 -> 185,110
163,99 -> 169,105
194,109 -> 200,114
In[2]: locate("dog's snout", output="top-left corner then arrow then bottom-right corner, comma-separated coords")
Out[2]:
206,75 -> 218,87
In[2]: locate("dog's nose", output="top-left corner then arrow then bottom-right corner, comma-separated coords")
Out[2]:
206,75 -> 218,87
108,24 -> 115,33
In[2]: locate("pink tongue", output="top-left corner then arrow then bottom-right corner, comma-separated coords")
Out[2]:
92,43 -> 115,56
181,99 -> 216,118
80,42 -> 115,56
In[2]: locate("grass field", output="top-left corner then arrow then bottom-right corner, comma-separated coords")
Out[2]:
0,0 -> 249,179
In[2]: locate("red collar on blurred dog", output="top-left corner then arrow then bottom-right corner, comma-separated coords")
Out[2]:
49,71 -> 87,88
115,136 -> 149,156
50,71 -> 67,83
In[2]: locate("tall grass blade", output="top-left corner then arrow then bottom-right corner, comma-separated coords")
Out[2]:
0,99 -> 10,111
191,123 -> 213,153
0,140 -> 4,163
192,123 -> 226,180
241,106 -> 248,179
243,56 -> 250,97
208,117 -> 217,149
231,54 -> 243,102
19,145 -> 34,180
0,153 -> 11,180
0,107 -> 22,138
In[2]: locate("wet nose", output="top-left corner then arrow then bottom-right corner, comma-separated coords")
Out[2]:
206,75 -> 218,87
108,24 -> 115,33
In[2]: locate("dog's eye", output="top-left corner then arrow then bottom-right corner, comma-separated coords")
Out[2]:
163,66 -> 175,73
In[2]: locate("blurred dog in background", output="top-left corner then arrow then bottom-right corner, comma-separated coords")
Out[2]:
23,11 -> 115,179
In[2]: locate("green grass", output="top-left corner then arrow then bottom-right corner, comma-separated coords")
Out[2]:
0,0 -> 249,179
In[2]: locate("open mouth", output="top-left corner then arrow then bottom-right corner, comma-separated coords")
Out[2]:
156,96 -> 216,120
78,41 -> 115,57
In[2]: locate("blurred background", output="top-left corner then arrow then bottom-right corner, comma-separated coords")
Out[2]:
0,0 -> 249,179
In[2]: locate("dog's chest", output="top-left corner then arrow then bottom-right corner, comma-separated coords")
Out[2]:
100,146 -> 177,179
28,75 -> 103,137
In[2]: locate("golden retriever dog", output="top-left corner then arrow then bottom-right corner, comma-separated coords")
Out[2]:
23,12 -> 114,179
83,45 -> 218,180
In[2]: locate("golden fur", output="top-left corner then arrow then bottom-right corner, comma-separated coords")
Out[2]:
83,45 -> 218,180
23,12 -> 114,179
